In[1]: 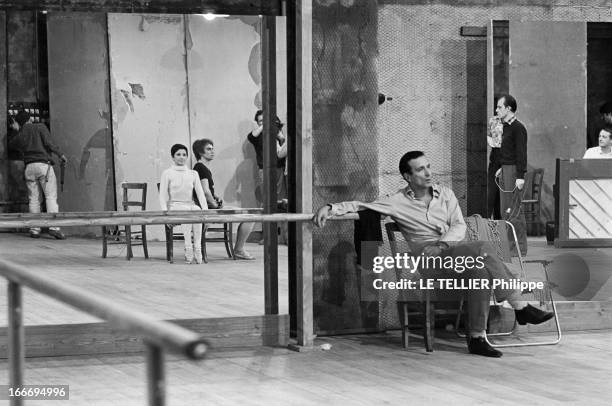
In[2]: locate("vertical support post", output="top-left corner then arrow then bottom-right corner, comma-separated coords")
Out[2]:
0,11 -> 9,214
145,343 -> 165,406
290,0 -> 314,347
262,15 -> 279,315
8,281 -> 24,406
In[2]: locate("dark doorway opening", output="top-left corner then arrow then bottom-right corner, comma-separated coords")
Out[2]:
587,23 -> 612,148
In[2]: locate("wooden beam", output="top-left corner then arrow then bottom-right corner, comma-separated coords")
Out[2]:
262,15 -> 279,316
0,11 -> 8,214
290,0 -> 314,348
0,0 -> 283,15
0,211 -> 358,228
0,315 -> 290,358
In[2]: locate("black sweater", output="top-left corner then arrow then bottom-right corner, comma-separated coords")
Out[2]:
499,118 -> 528,178
8,123 -> 62,165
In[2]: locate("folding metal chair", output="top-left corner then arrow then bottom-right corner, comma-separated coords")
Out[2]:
460,215 -> 561,347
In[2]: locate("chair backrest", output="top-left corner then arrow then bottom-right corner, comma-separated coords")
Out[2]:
464,214 -> 514,263
531,168 -> 544,203
523,168 -> 545,203
121,183 -> 147,211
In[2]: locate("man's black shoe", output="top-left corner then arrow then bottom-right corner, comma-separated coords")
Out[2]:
468,337 -> 503,358
515,304 -> 554,326
48,229 -> 66,240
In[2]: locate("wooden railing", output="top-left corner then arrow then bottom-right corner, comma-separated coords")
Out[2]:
0,258 -> 209,406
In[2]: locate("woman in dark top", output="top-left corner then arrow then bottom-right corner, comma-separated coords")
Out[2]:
193,138 -> 256,260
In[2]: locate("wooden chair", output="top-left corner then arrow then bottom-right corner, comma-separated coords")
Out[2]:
201,223 -> 234,263
385,222 -> 457,352
522,168 -> 545,234
102,183 -> 149,260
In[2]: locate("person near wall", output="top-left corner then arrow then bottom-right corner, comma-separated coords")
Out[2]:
487,113 -> 503,219
247,110 -> 287,205
583,127 -> 612,159
159,144 -> 208,264
494,94 -> 528,255
313,151 -> 554,358
8,110 -> 67,239
192,138 -> 256,260
247,110 -> 288,243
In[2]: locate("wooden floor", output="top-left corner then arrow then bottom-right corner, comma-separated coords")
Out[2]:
0,329 -> 609,405
0,233 -> 610,326
0,232 -> 289,325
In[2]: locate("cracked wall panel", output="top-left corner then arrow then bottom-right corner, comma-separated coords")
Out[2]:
108,13 -> 190,240
187,15 -> 264,209
47,12 -> 112,236
7,11 -> 36,102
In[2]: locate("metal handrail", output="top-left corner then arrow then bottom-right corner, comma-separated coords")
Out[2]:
0,258 -> 209,406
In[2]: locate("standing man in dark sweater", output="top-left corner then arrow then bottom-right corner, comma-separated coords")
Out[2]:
8,110 -> 67,239
495,94 -> 527,255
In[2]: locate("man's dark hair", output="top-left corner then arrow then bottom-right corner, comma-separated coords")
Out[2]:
254,109 -> 263,121
192,138 -> 214,160
600,127 -> 612,136
170,143 -> 188,157
399,151 -> 425,175
500,94 -> 517,112
599,102 -> 612,115
15,110 -> 30,127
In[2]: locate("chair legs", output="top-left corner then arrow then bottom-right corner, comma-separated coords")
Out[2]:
102,226 -> 108,258
201,223 -> 234,263
165,225 -> 174,263
397,294 -> 435,352
101,225 -> 148,260
424,291 -> 434,352
141,225 -> 149,259
125,225 -> 133,260
224,223 -> 234,259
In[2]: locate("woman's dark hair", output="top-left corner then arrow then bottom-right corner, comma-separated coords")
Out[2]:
192,139 -> 214,160
254,109 -> 263,121
171,143 -> 188,157
399,151 -> 425,175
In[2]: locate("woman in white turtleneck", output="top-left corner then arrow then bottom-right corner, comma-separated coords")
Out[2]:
159,144 -> 207,264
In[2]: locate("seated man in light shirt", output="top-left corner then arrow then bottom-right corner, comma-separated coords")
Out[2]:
314,151 -> 554,358
583,127 -> 612,159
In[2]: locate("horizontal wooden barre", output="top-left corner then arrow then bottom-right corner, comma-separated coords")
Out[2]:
0,208 -> 263,219
0,258 -> 209,360
0,212 -> 359,228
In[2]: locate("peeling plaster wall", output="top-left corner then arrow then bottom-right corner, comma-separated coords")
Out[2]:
108,14 -> 192,240
47,13 -> 113,236
186,15 -> 287,211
